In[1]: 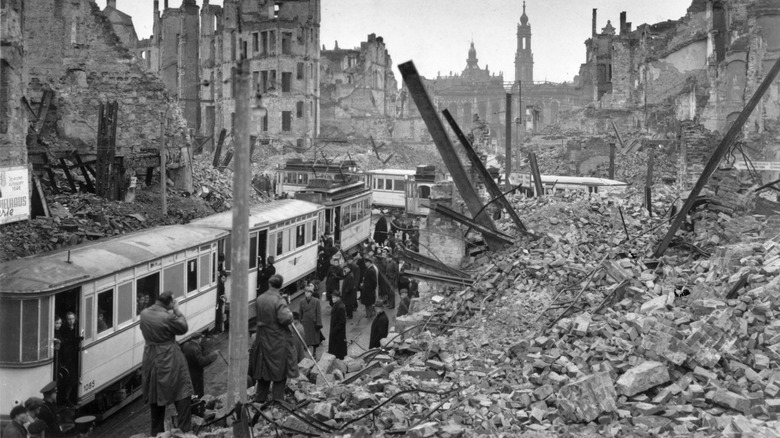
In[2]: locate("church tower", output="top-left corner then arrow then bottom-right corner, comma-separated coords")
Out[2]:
514,1 -> 533,83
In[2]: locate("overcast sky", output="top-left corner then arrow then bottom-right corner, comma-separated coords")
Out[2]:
97,0 -> 691,84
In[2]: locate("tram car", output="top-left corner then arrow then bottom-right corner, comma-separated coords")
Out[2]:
275,158 -> 359,197
0,198 -> 355,424
510,173 -> 629,196
293,175 -> 372,255
363,165 -> 436,216
0,225 -> 227,421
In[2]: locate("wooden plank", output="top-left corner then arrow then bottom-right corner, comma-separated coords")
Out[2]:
213,128 -> 227,167
609,143 -> 616,179
31,173 -> 50,218
528,152 -> 544,197
59,158 -> 77,192
654,55 -> 780,258
645,148 -> 654,216
74,152 -> 95,193
39,153 -> 59,195
611,120 -> 625,148
399,60 -> 505,251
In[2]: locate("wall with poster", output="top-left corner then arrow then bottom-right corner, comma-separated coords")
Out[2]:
0,166 -> 30,225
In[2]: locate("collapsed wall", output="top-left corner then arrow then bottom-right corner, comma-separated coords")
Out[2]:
23,0 -> 192,188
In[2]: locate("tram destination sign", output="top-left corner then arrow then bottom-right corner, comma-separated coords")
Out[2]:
0,166 -> 30,225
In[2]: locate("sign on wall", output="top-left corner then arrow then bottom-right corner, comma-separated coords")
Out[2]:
0,166 -> 30,225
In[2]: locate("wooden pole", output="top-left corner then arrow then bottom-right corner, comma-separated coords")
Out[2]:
609,143 -> 616,180
645,148 -> 654,216
504,92 -> 512,191
160,118 -> 167,216
653,55 -> 780,258
227,60 -> 251,407
528,152 -> 544,197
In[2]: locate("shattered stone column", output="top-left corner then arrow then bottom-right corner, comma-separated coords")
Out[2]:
420,181 -> 466,268
0,0 -> 28,168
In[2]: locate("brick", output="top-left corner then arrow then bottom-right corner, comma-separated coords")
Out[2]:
767,399 -> 780,413
712,389 -> 751,413
311,402 -> 334,421
616,361 -> 670,397
533,384 -> 554,401
557,372 -> 617,423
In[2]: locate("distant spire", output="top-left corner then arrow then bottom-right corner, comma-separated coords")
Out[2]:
334,40 -> 339,50
467,41 -> 478,68
520,1 -> 529,26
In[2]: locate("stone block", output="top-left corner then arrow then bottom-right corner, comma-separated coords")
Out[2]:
331,359 -> 348,376
318,353 -> 337,373
298,358 -> 316,374
616,361 -> 670,397
425,360 -> 445,371
557,372 -> 617,423
352,390 -> 379,408
712,389 -> 750,413
533,384 -> 554,401
343,357 -> 363,373
767,399 -> 780,413
407,422 -> 439,438
312,402 -> 334,421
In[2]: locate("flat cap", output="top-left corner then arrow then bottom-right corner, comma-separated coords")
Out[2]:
40,381 -> 57,395
24,397 -> 45,410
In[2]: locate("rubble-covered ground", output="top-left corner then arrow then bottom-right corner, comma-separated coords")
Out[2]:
133,167 -> 780,438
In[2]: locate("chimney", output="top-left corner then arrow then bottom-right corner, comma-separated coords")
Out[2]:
620,11 -> 627,35
154,0 -> 159,12
592,9 -> 597,37
164,0 -> 169,9
107,0 -> 116,8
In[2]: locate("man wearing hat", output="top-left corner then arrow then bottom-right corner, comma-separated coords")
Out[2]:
249,274 -> 294,403
2,405 -> 29,438
327,290 -> 348,359
182,333 -> 218,398
369,301 -> 389,349
37,382 -> 64,436
360,256 -> 379,318
140,290 -> 194,436
256,256 -> 276,294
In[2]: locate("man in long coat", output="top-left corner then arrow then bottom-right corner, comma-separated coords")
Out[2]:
140,291 -> 193,436
299,285 -> 323,355
341,264 -> 358,319
58,311 -> 81,406
182,333 -> 218,398
384,255 -> 399,309
369,301 -> 389,349
250,275 -> 294,402
373,215 -> 388,245
328,290 -> 348,359
325,259 -> 344,306
360,257 -> 379,317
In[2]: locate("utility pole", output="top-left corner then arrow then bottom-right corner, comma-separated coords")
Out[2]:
504,92 -> 512,191
160,117 -> 167,216
227,59 -> 251,408
609,143 -> 616,180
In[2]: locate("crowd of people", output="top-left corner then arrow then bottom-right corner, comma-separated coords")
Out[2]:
3,382 -> 69,437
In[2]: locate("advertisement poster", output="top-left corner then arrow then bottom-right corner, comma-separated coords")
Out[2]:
0,166 -> 30,225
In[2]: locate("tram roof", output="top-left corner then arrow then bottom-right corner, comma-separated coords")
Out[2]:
0,225 -> 228,296
189,199 -> 323,230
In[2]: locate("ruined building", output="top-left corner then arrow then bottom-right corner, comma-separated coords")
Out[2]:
139,0 -> 321,151
319,34 -> 398,141
515,1 -> 534,84
1,0 -> 27,169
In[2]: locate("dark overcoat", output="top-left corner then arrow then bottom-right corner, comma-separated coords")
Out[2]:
373,216 -> 388,245
250,288 -> 293,382
341,269 -> 358,310
360,265 -> 379,306
256,264 -> 276,293
369,311 -> 389,349
325,264 -> 344,295
328,301 -> 348,359
140,304 -> 193,405
1,421 -> 27,438
298,296 -> 322,346
182,340 -> 218,397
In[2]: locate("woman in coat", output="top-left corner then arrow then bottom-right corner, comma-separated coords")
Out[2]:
373,215 -> 388,245
298,286 -> 323,355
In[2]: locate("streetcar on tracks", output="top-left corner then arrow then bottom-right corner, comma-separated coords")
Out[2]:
510,173 -> 628,196
275,158 -> 359,197
0,195 -> 371,424
363,165 -> 437,216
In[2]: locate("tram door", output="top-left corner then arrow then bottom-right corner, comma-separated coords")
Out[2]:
54,288 -> 81,404
333,207 -> 342,244
257,230 -> 268,266
405,177 -> 418,215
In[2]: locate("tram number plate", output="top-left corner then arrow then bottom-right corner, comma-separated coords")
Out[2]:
83,380 -> 96,393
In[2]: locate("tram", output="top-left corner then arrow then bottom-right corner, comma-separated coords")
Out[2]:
0,194 -> 372,424
362,165 -> 437,216
510,173 -> 629,196
275,158 -> 359,197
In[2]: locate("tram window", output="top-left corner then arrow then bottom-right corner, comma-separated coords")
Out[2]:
394,179 -> 405,191
351,203 -> 358,222
385,179 -> 393,190
136,273 -> 159,315
249,235 -> 258,269
311,221 -> 317,243
276,232 -> 283,256
419,186 -> 431,199
200,254 -> 211,288
1,300 -> 21,362
212,252 -> 217,282
21,300 -> 39,361
117,282 -> 133,326
164,263 -> 185,298
39,297 -> 50,360
296,224 -> 305,248
187,259 -> 198,293
97,289 -> 114,334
